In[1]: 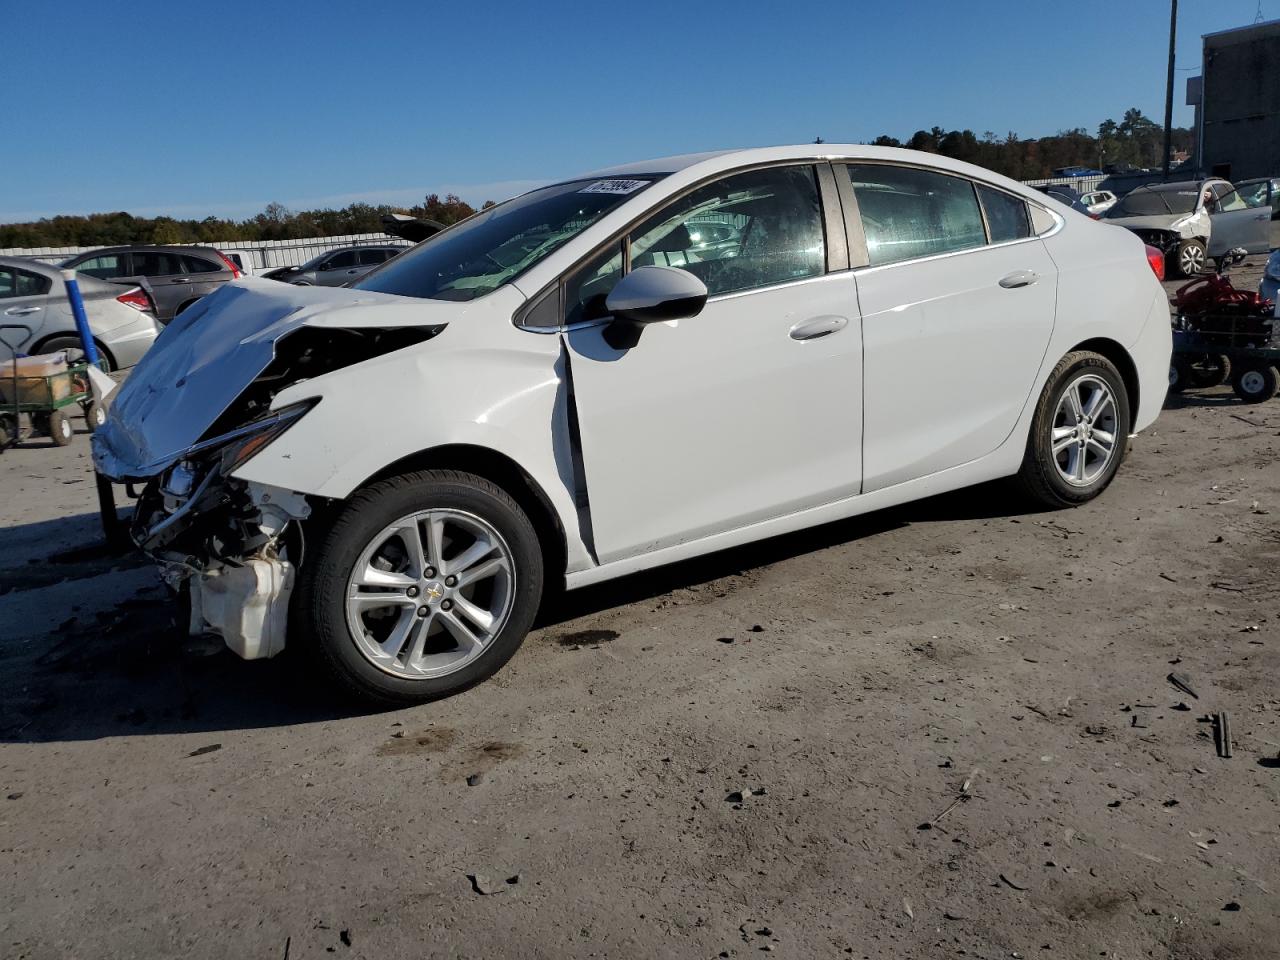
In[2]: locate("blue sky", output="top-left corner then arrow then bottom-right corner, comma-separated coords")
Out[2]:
0,0 -> 1268,222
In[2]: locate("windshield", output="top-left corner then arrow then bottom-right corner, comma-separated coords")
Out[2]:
1108,187 -> 1198,218
354,177 -> 661,301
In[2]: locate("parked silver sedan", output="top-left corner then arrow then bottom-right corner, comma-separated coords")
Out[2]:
0,257 -> 160,368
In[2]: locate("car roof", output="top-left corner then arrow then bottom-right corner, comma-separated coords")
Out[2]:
66,244 -> 222,258
568,144 -> 1045,200
0,255 -> 61,278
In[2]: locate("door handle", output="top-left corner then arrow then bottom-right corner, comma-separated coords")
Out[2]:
4,306 -> 41,316
998,270 -> 1039,289
347,269 -> 359,274
789,315 -> 847,341
169,277 -> 191,283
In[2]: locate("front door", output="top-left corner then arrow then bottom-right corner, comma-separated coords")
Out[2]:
1208,187 -> 1273,257
838,163 -> 1058,492
565,165 -> 864,565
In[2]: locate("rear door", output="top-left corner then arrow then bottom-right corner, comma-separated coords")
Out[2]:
0,265 -> 51,355
1208,186 -> 1273,256
130,250 -> 192,319
181,253 -> 232,300
840,163 -> 1058,492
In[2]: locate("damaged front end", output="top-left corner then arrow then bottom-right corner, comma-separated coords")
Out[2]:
129,403 -> 315,659
92,279 -> 445,660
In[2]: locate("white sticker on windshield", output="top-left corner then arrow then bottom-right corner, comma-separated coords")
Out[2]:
579,179 -> 648,195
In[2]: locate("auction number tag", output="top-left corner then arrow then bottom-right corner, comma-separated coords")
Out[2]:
579,179 -> 648,195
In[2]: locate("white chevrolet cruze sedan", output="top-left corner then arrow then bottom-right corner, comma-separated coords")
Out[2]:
93,145 -> 1172,703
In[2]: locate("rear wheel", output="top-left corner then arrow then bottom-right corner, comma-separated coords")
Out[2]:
84,401 -> 106,432
1231,365 -> 1279,404
1174,239 -> 1207,278
32,336 -> 114,372
1016,351 -> 1131,508
294,469 -> 544,704
47,409 -> 74,446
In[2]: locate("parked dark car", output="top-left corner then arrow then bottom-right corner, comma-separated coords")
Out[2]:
261,245 -> 407,286
1032,184 -> 1091,216
60,245 -> 240,322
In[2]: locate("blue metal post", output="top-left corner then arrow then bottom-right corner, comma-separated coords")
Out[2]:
59,269 -> 100,365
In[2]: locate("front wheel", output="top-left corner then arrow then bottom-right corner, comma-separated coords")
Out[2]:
1174,239 -> 1207,278
293,469 -> 544,704
1015,351 -> 1131,508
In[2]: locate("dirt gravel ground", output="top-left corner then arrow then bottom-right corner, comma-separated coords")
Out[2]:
1,260 -> 1278,959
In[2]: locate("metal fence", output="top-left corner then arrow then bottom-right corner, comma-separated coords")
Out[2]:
0,233 -> 404,273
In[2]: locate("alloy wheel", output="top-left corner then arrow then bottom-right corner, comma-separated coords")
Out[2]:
344,509 -> 516,679
1051,374 -> 1119,487
1180,244 -> 1205,275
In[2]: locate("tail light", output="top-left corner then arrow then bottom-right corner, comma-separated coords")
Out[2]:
117,288 -> 154,313
216,252 -> 243,278
1144,245 -> 1166,282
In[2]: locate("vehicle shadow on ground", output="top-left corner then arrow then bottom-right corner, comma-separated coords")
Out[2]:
0,481 -> 1047,744
1163,390 -> 1272,412
540,479 -> 1046,625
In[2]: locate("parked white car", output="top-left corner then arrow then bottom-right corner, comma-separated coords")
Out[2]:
1080,190 -> 1118,217
93,145 -> 1172,703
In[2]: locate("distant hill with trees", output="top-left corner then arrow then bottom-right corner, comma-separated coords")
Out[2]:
0,193 -> 490,249
2,108 -> 1193,248
866,108 -> 1194,181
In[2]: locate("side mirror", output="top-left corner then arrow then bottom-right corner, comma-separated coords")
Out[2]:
605,266 -> 708,324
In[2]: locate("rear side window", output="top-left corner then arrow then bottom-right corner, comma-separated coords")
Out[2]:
359,248 -> 393,266
132,252 -> 187,276
0,268 -> 14,298
977,185 -> 1031,243
843,164 -> 986,266
16,269 -> 51,295
182,255 -> 225,274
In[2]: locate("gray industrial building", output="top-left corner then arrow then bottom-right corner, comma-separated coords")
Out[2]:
1190,18 -> 1280,181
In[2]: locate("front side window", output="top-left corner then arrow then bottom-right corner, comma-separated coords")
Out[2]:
0,268 -> 15,298
844,164 -> 986,266
359,248 -> 392,266
356,177 -> 660,302
977,185 -> 1031,243
325,250 -> 360,270
627,165 -> 825,296
73,253 -> 128,279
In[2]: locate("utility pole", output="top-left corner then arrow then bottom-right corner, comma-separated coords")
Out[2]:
1162,0 -> 1178,180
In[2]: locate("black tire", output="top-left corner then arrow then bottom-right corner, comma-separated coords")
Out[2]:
1015,351 -> 1131,508
84,401 -> 106,432
0,413 -> 15,449
48,409 -> 74,446
293,469 -> 544,705
1173,239 -> 1207,279
1231,364 -> 1279,404
33,336 -> 115,372
1171,353 -> 1231,392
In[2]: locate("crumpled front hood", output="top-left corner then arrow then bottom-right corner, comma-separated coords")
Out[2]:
1105,214 -> 1191,233
92,278 -> 460,479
